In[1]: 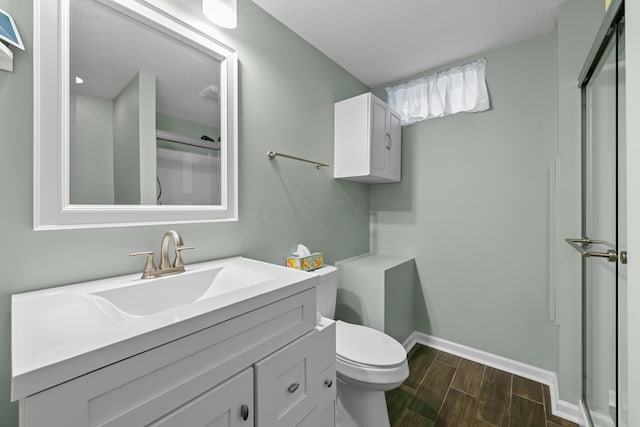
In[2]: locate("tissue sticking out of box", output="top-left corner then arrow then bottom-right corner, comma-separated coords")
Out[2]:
287,244 -> 324,271
293,244 -> 311,257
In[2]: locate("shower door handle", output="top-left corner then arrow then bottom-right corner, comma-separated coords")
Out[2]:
565,238 -> 618,262
584,249 -> 617,262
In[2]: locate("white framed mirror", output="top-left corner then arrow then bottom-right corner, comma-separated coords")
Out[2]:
34,0 -> 237,230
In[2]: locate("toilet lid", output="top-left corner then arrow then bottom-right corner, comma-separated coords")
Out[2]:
335,321 -> 407,368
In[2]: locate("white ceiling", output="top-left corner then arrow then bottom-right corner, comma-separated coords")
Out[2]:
70,0 -> 221,128
252,0 -> 560,87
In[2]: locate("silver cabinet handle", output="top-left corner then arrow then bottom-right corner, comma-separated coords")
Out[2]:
240,404 -> 249,421
287,383 -> 299,393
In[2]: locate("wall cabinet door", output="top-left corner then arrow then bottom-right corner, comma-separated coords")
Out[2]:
334,92 -> 401,183
371,96 -> 389,176
386,109 -> 402,180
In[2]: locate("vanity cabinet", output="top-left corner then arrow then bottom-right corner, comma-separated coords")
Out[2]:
334,93 -> 402,183
19,289 -> 336,427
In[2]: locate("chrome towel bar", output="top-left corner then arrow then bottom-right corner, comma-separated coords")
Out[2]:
267,151 -> 329,169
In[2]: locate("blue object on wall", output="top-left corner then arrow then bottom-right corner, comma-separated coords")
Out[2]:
0,7 -> 23,50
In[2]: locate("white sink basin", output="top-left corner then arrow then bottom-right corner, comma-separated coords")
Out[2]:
89,263 -> 273,317
90,268 -> 225,317
11,256 -> 317,401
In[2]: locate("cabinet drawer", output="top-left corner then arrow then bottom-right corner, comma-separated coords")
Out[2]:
255,320 -> 336,427
24,289 -> 315,427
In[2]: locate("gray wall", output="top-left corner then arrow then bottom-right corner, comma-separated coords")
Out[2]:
0,1 -> 369,424
113,72 -> 143,204
69,92 -> 115,204
113,71 -> 157,204
370,33 -> 560,372
138,70 -> 157,205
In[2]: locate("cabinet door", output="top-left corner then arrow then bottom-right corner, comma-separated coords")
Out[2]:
293,400 -> 335,427
370,97 -> 388,175
255,331 -> 318,426
311,401 -> 336,427
386,110 -> 402,180
255,321 -> 335,427
150,368 -> 253,427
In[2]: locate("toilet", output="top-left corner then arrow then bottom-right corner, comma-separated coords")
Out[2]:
313,266 -> 409,427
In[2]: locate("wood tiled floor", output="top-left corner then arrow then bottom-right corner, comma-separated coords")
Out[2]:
386,344 -> 579,427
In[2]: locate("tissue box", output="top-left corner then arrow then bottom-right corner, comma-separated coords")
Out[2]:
287,252 -> 324,271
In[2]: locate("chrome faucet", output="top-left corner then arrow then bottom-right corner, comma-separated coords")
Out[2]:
130,230 -> 194,279
160,230 -> 184,270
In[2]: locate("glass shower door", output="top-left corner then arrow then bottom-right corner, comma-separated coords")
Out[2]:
578,17 -> 625,427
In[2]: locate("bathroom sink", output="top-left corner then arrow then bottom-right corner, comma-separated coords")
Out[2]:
90,263 -> 272,317
11,256 -> 317,401
90,267 -> 225,317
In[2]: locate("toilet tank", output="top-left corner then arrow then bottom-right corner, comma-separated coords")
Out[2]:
313,266 -> 337,319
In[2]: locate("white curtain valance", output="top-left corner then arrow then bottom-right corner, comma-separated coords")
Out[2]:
386,58 -> 490,126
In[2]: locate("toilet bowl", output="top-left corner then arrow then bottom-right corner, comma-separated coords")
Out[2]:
313,266 -> 409,427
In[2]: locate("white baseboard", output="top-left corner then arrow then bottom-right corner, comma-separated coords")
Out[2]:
403,331 -> 586,426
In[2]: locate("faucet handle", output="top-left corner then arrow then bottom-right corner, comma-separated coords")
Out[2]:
130,251 -> 157,276
174,246 -> 195,268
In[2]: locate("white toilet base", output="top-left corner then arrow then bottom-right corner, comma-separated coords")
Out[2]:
336,379 -> 391,427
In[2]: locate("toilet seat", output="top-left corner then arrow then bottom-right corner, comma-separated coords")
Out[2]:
335,321 -> 409,388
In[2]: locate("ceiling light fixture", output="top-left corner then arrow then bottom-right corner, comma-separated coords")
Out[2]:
202,0 -> 237,29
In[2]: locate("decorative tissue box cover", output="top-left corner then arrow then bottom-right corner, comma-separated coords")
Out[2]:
287,253 -> 324,271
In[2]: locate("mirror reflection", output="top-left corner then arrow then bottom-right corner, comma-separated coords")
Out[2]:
69,0 -> 222,205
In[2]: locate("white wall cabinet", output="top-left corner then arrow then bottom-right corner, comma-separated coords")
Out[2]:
19,289 -> 336,427
334,93 -> 401,183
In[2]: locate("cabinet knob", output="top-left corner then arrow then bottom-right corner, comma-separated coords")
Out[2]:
287,383 -> 300,393
324,379 -> 333,388
240,404 -> 250,421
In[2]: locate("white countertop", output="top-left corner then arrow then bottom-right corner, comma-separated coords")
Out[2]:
11,256 -> 317,400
